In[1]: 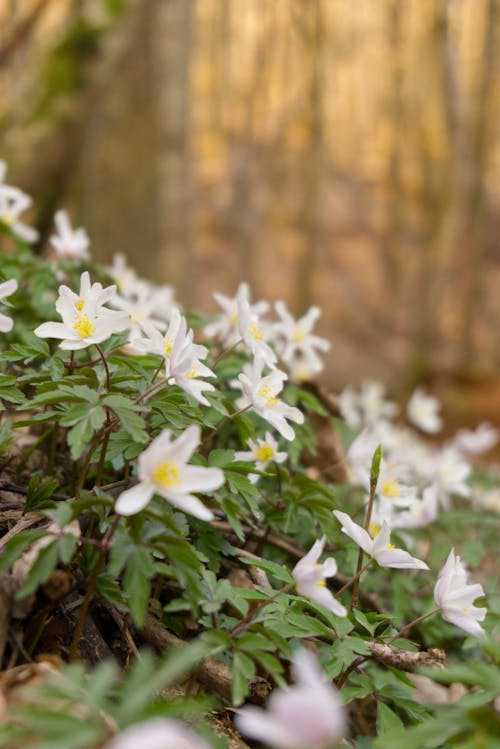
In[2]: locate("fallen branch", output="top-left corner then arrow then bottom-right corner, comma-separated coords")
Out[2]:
139,615 -> 271,705
368,642 -> 446,671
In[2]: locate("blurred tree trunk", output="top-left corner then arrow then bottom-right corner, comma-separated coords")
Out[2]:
383,0 -> 404,290
294,0 -> 324,313
153,0 -> 193,301
409,0 -> 456,382
457,0 -> 496,369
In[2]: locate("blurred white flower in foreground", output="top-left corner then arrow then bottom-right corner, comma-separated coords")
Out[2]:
238,354 -> 304,440
34,271 -> 128,350
293,537 -> 347,617
50,210 -> 90,261
234,431 -> 287,483
236,649 -> 346,749
407,387 -> 442,434
272,301 -> 330,381
0,278 -> 18,333
115,425 -> 224,519
453,423 -> 499,455
0,160 -> 39,243
105,718 -> 211,749
137,309 -> 216,406
333,511 -> 429,569
434,548 -> 486,636
204,281 -> 269,347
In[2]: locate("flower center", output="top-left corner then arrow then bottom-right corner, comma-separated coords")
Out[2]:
292,328 -> 305,343
163,337 -> 174,357
73,314 -> 94,338
152,461 -> 180,488
381,479 -> 401,498
257,383 -> 279,407
247,322 -> 263,340
369,522 -> 380,538
254,444 -> 274,462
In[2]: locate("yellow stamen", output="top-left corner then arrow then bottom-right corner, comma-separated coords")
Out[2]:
369,522 -> 380,538
316,581 -> 326,587
247,322 -> 263,340
386,543 -> 395,550
257,384 -> 279,407
75,298 -> 85,312
73,314 -> 94,338
163,337 -> 174,356
186,367 -> 197,379
230,311 -> 238,325
381,479 -> 401,498
152,461 -> 180,488
292,328 -> 305,343
254,444 -> 274,462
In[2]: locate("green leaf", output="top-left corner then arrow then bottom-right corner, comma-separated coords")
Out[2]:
16,540 -> 59,599
123,547 -> 155,627
377,702 -> 404,735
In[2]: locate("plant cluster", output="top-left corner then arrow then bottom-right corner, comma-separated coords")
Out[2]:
0,160 -> 499,749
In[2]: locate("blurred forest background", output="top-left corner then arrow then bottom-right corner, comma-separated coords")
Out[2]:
2,0 -> 500,422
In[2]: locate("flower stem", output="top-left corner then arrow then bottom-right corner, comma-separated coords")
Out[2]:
386,607 -> 440,645
203,404 -> 252,449
351,445 -> 381,610
95,344 -> 111,393
212,338 -> 243,367
230,582 -> 293,637
336,559 -> 373,597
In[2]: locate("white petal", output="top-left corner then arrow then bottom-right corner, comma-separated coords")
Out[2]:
375,547 -> 429,569
0,312 -> 13,332
160,491 -> 214,521
333,511 -> 373,555
0,278 -> 18,300
115,482 -> 153,515
34,321 -> 73,339
178,465 -> 225,493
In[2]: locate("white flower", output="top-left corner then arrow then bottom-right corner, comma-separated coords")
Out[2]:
407,388 -> 442,434
431,447 -> 471,507
434,548 -> 486,636
234,432 -> 287,483
137,309 -> 216,406
391,484 -> 439,530
273,301 -> 330,381
0,278 -> 18,332
293,537 -> 347,617
237,296 -> 277,368
453,423 -> 499,455
204,281 -> 269,347
111,288 -> 166,346
238,355 -> 304,441
34,271 -> 128,350
339,381 -> 398,430
115,425 -> 224,520
0,183 -> 39,243
236,649 -> 346,749
105,718 -> 211,749
50,210 -> 90,260
107,253 -> 140,297
333,510 -> 429,569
